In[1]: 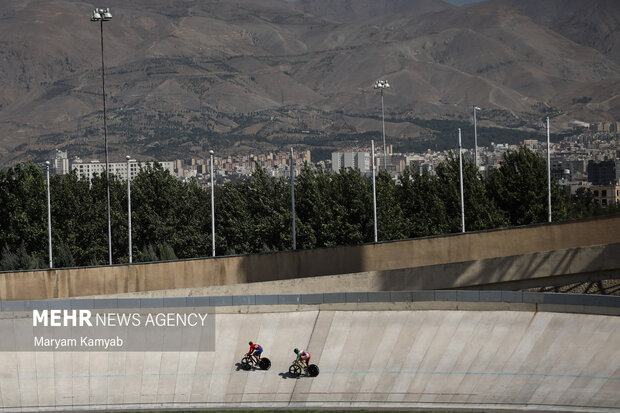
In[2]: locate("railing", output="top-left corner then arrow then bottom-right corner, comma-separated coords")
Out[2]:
1,290 -> 618,312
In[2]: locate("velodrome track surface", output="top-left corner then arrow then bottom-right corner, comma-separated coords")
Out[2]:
0,301 -> 619,412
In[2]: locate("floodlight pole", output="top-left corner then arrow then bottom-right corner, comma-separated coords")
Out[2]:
381,88 -> 387,169
92,8 -> 113,265
374,80 -> 390,171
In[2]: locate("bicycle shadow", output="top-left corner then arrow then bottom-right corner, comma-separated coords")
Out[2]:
234,362 -> 253,371
278,371 -> 300,379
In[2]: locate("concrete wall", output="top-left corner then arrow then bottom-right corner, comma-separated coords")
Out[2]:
97,243 -> 620,300
1,215 -> 619,300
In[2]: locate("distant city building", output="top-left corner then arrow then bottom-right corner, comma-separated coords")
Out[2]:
419,163 -> 434,175
559,180 -> 590,196
592,184 -> 620,208
590,122 -> 619,133
587,160 -> 620,185
491,143 -> 511,152
551,160 -> 571,181
406,154 -> 425,165
383,154 -> 406,175
523,139 -> 541,150
43,130 -> 615,189
564,159 -> 587,179
331,151 -> 371,174
71,158 -> 174,181
51,149 -> 69,175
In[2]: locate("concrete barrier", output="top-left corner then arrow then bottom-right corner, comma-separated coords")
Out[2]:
1,215 -> 619,300
3,290 -> 619,314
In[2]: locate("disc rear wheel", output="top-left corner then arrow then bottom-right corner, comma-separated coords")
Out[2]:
258,358 -> 271,370
307,364 -> 319,377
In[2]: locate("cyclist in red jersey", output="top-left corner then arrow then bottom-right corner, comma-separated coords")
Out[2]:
247,341 -> 263,364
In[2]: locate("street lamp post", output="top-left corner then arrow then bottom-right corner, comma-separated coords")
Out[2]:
126,156 -> 132,264
210,150 -> 216,257
371,140 -> 377,243
458,128 -> 465,233
374,79 -> 390,170
473,106 -> 481,169
546,117 -> 552,223
91,7 -> 113,265
290,148 -> 296,251
45,161 -> 53,268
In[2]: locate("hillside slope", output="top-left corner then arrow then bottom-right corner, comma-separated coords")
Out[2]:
0,0 -> 617,165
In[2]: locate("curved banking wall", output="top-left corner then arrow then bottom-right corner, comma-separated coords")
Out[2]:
0,292 -> 619,412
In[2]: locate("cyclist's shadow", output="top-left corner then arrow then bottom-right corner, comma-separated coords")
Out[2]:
278,371 -> 299,379
234,362 -> 252,371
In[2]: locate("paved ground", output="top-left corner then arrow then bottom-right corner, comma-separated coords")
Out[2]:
0,308 -> 619,412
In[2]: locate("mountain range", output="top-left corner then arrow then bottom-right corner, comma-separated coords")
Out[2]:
0,0 -> 618,165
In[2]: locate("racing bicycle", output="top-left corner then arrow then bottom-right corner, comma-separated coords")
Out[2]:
288,359 -> 319,377
240,354 -> 271,370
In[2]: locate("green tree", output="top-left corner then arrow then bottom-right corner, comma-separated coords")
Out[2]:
327,167 -> 373,246
567,187 -> 601,219
376,169 -> 406,241
49,170 -> 112,266
157,243 -> 178,260
0,243 -> 42,271
436,153 -> 507,232
0,162 -> 47,268
214,181 -> 251,255
295,164 -> 340,249
85,173 -> 118,265
131,163 -> 190,261
396,166 -> 450,237
49,171 -> 89,266
54,240 -> 76,268
294,164 -> 319,249
244,166 -> 291,252
176,179 -> 211,258
435,153 -> 470,233
138,244 -> 158,262
487,146 -> 567,225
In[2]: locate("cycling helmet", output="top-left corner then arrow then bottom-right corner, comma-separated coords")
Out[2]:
294,348 -> 299,354
249,341 -> 253,346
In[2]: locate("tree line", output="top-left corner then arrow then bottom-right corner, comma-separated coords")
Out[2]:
0,146 -> 615,270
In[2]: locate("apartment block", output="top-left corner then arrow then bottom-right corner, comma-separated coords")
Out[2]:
51,149 -> 70,175
72,159 -> 175,181
331,151 -> 371,174
592,184 -> 620,208
587,160 -> 620,185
